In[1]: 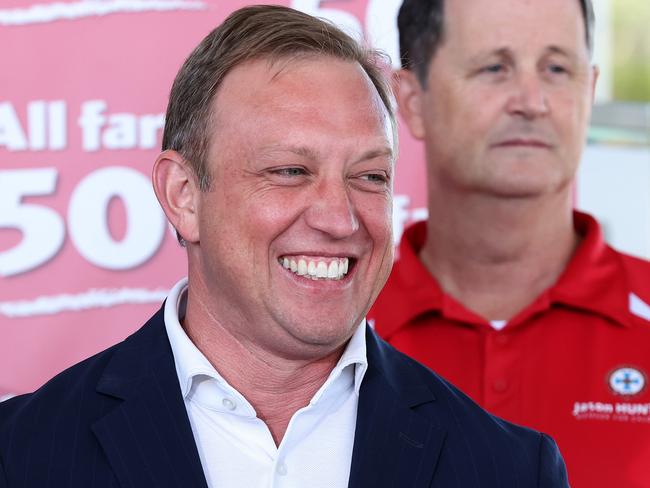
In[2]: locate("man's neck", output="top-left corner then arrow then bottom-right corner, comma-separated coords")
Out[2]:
421,189 -> 579,321
181,286 -> 343,446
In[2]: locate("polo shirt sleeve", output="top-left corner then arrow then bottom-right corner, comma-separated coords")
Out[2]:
538,433 -> 570,487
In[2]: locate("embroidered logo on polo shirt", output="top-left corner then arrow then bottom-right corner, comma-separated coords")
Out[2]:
608,367 -> 646,396
571,367 -> 649,423
572,401 -> 650,423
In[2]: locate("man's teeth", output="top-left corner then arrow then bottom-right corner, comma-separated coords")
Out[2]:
281,257 -> 350,280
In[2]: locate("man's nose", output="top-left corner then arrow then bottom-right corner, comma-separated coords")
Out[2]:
304,179 -> 359,239
506,73 -> 549,119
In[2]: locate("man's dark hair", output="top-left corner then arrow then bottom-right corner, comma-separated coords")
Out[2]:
398,0 -> 595,85
162,4 -> 395,191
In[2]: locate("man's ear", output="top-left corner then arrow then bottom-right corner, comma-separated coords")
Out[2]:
393,69 -> 427,140
152,150 -> 200,244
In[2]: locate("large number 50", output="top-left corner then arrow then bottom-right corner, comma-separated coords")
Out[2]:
0,167 -> 166,277
291,0 -> 402,68
0,169 -> 65,277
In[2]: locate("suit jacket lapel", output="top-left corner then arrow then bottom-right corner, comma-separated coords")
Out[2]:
91,309 -> 208,488
348,327 -> 446,488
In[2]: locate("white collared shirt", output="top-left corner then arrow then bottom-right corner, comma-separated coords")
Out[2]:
164,278 -> 368,488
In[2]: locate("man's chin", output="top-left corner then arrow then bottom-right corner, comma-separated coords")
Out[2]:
274,319 -> 359,357
471,169 -> 572,199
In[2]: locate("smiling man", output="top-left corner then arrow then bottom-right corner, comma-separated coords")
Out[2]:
0,5 -> 569,487
370,0 -> 650,486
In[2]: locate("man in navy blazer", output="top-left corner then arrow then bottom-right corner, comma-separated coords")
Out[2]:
0,5 -> 569,487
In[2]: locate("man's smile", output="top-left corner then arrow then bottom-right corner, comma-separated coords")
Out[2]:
279,256 -> 352,280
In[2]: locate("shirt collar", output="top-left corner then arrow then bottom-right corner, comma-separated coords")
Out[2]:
164,278 -> 368,402
164,278 -> 222,399
548,211 -> 632,327
317,317 -> 368,400
374,211 -> 636,337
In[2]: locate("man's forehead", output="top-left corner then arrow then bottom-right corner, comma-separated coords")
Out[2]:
208,56 -> 395,160
218,57 -> 391,122
440,0 -> 587,51
214,56 -> 371,108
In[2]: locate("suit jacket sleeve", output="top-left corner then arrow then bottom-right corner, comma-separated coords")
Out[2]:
539,433 -> 570,487
0,454 -> 7,488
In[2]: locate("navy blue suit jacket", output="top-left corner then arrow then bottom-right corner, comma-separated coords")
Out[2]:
0,308 -> 568,487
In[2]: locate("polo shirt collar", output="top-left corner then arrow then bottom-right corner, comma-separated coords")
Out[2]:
548,211 -> 631,327
378,211 -> 633,336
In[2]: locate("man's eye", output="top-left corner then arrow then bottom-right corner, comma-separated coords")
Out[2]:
272,167 -> 307,177
359,173 -> 389,184
482,64 -> 505,74
548,64 -> 568,75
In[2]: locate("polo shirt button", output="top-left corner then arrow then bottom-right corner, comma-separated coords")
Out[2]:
276,461 -> 287,476
222,397 -> 236,410
492,379 -> 509,393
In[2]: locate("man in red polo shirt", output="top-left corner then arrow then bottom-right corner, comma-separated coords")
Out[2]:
369,0 -> 650,486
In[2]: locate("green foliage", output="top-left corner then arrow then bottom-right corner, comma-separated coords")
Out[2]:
612,0 -> 650,101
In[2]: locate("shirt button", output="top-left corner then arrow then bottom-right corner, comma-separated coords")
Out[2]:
222,397 -> 236,410
492,379 -> 509,393
276,462 -> 287,476
495,335 -> 509,346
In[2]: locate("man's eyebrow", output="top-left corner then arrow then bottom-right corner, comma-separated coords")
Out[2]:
545,45 -> 579,61
466,47 -> 514,65
353,147 -> 395,165
260,145 -> 394,163
467,46 -> 580,64
259,145 -> 320,160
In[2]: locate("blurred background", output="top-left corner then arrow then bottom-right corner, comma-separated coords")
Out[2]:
0,0 -> 648,399
578,0 -> 650,259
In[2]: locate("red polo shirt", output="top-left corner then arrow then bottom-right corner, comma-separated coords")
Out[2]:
369,212 -> 650,488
